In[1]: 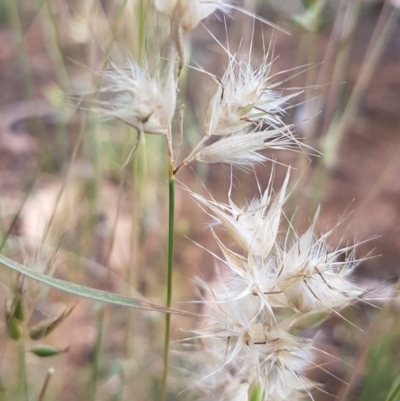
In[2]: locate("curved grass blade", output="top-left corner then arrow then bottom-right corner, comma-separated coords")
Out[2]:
0,254 -> 199,317
386,377 -> 400,401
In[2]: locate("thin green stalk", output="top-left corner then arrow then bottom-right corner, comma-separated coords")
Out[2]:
41,0 -> 71,167
320,0 -> 361,140
4,0 -> 50,167
42,0 -> 70,87
323,4 -> 399,168
161,162 -> 175,401
89,306 -> 105,401
337,280 -> 400,401
138,0 -> 150,62
17,339 -> 28,401
5,0 -> 36,102
101,0 -> 129,68
0,165 -> 43,252
307,2 -> 398,215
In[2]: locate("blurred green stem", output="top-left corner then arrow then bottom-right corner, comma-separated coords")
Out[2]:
308,2 -> 398,213
337,280 -> 400,401
323,3 -> 399,169
138,0 -> 150,63
5,0 -> 35,101
41,0 -> 71,167
161,159 -> 175,401
89,306 -> 104,401
102,0 -> 129,67
17,339 -> 28,401
4,0 -> 50,166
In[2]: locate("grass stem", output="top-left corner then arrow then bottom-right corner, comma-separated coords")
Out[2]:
17,339 -> 28,401
89,306 -> 105,401
160,161 -> 175,401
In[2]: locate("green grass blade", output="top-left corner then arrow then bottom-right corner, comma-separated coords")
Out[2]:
0,254 -> 198,317
386,378 -> 400,401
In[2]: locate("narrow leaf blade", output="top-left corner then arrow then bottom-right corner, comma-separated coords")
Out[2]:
0,254 -> 198,317
386,377 -> 400,401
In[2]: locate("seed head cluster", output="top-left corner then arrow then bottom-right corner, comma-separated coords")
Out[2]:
186,176 -> 370,400
79,3 -> 375,400
179,54 -> 303,170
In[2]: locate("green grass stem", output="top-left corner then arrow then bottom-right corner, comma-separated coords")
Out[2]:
101,0 -> 130,69
160,162 -> 175,401
337,280 -> 400,401
17,339 -> 28,401
323,4 -> 399,169
4,0 -> 50,166
89,305 -> 105,401
41,0 -> 71,167
386,377 -> 400,401
138,0 -> 150,63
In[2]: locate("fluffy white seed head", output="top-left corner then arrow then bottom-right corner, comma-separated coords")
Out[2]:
277,218 -> 367,313
180,55 -> 303,168
181,343 -> 252,401
186,292 -> 315,399
205,57 -> 297,137
91,60 -> 176,134
191,171 -> 289,258
193,128 -> 298,167
185,176 -> 374,400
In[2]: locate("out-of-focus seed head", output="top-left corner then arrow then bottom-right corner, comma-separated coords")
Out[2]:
92,59 -> 176,135
154,0 -> 230,31
18,238 -> 59,314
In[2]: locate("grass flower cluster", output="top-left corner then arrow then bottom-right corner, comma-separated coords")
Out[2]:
178,54 -> 301,169
85,3 -> 351,395
0,1 -> 393,401
187,180 -> 370,400
74,3 -> 374,400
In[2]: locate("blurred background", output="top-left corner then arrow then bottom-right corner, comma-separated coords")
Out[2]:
0,0 -> 399,400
